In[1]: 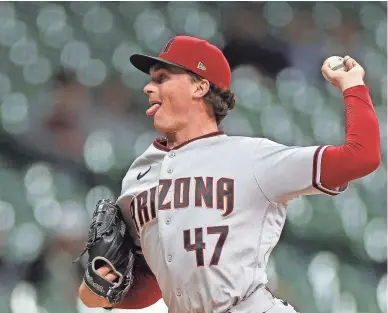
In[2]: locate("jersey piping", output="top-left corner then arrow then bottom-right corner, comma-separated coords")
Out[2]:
153,131 -> 225,151
312,145 -> 348,195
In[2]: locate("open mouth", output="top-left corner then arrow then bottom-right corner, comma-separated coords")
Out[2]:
146,101 -> 162,116
149,101 -> 162,107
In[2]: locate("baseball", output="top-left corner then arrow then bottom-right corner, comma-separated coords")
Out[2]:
322,56 -> 347,80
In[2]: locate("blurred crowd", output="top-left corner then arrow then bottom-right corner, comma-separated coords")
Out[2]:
0,2 -> 386,313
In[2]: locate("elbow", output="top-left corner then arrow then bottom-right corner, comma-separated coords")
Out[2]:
359,151 -> 381,177
365,147 -> 382,173
338,150 -> 382,183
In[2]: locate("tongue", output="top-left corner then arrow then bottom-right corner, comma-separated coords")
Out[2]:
146,104 -> 161,116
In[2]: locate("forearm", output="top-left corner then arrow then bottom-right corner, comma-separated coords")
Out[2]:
321,85 -> 381,189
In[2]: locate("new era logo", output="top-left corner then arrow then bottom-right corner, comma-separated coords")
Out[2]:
197,62 -> 206,71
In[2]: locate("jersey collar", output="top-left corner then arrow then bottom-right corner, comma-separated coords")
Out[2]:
153,131 -> 225,152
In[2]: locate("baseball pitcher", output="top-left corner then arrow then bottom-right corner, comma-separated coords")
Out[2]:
78,36 -> 380,313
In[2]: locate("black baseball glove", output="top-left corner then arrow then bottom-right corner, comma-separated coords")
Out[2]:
76,199 -> 135,306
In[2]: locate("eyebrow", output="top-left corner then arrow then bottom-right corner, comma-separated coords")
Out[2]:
151,68 -> 167,75
151,64 -> 167,71
150,70 -> 168,82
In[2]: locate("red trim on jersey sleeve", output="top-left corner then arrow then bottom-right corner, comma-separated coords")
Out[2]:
312,146 -> 345,195
153,131 -> 225,151
114,274 -> 162,309
313,85 -> 381,194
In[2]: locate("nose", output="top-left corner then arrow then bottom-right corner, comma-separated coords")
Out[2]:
143,81 -> 155,95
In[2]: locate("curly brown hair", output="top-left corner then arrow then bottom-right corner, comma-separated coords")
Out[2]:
150,63 -> 236,125
187,72 -> 236,125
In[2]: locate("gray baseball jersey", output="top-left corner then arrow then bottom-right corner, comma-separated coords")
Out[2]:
117,131 -> 346,313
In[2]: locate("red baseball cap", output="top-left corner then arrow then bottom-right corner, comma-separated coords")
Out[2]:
130,35 -> 231,89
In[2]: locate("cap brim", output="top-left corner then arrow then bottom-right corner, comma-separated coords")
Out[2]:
130,54 -> 187,75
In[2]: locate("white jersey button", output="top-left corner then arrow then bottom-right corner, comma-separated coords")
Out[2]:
167,255 -> 172,262
169,151 -> 176,158
165,218 -> 171,225
167,168 -> 173,173
176,289 -> 181,296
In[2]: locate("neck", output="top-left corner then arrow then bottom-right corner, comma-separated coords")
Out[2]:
166,120 -> 219,149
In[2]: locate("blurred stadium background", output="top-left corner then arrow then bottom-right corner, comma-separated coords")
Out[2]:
0,2 -> 386,313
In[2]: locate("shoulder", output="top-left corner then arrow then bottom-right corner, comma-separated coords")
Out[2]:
224,135 -> 298,158
222,135 -> 275,151
121,142 -> 165,191
222,135 -> 263,145
255,138 -> 288,150
215,135 -> 287,156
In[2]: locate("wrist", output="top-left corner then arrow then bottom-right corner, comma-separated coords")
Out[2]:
340,78 -> 365,92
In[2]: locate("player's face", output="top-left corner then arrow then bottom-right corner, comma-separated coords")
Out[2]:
143,66 -> 196,134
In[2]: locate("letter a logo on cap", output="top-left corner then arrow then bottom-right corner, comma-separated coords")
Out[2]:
197,62 -> 206,71
161,37 -> 175,54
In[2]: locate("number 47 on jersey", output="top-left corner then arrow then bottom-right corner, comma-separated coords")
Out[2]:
183,226 -> 229,266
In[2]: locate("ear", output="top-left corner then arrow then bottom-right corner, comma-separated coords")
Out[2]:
192,79 -> 210,99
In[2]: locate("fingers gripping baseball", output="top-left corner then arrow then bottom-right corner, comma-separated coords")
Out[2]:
321,55 -> 365,92
343,56 -> 359,70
